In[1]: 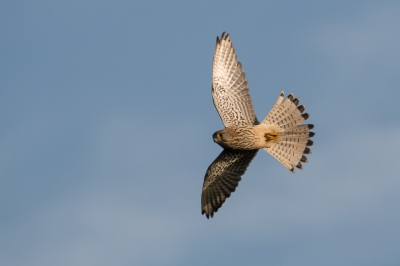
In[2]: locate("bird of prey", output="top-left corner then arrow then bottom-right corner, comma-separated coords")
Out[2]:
201,32 -> 315,219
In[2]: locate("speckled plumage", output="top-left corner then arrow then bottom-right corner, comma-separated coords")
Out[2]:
201,32 -> 315,219
201,149 -> 258,218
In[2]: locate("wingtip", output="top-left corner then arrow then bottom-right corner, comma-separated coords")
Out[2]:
202,209 -> 211,219
220,31 -> 229,40
216,32 -> 230,46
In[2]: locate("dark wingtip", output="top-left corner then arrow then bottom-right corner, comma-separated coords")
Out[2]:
217,32 -> 226,44
220,32 -> 229,41
287,93 -> 294,101
306,139 -> 313,146
293,97 -> 300,106
202,207 -> 213,219
308,124 -> 314,130
304,147 -> 312,154
309,132 -> 315,137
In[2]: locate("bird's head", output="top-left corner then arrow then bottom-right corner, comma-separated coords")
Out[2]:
212,129 -> 232,148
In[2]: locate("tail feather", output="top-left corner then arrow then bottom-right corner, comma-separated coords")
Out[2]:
265,147 -> 297,172
280,124 -> 313,134
278,141 -> 309,153
263,92 -> 314,173
280,136 -> 311,145
280,129 -> 314,139
279,112 -> 309,129
262,91 -> 288,124
263,93 -> 307,128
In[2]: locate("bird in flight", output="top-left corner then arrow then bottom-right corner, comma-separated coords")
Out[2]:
201,32 -> 315,219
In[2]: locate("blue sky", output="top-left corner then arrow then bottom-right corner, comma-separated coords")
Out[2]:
1,1 -> 400,265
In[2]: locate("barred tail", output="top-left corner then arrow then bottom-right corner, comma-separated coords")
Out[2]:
262,91 -> 314,173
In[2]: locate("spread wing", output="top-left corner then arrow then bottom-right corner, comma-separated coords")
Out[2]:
212,32 -> 258,127
201,149 -> 258,218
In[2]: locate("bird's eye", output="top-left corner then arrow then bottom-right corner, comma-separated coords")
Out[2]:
219,133 -> 223,138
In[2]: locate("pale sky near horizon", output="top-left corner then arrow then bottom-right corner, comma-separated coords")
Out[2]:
1,1 -> 400,265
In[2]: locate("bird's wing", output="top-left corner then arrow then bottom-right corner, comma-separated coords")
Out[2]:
212,32 -> 258,128
201,149 -> 258,218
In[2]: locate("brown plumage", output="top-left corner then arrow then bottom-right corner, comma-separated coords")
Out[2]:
201,32 -> 315,219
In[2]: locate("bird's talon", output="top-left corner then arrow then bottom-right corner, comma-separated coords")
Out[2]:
265,132 -> 279,141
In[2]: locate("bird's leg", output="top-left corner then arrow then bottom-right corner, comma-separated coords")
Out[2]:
265,132 -> 279,141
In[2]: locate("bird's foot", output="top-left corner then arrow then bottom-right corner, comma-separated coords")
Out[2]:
265,132 -> 279,141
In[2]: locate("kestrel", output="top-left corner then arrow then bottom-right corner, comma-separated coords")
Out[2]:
201,32 -> 315,219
